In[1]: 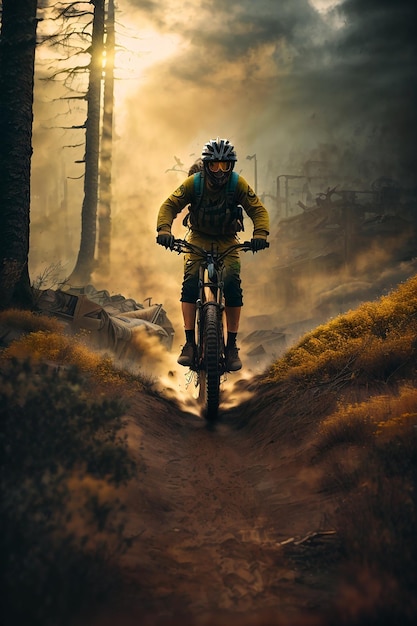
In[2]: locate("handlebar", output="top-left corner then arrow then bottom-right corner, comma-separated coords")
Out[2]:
170,238 -> 269,262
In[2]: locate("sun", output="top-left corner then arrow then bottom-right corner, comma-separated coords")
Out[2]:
308,0 -> 344,12
308,0 -> 346,29
115,25 -> 182,88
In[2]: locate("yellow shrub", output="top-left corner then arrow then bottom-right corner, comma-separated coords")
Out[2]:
2,330 -> 143,393
0,309 -> 64,333
265,274 -> 417,385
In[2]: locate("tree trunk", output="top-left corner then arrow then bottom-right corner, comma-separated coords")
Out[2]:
0,0 -> 38,310
97,0 -> 115,277
68,0 -> 105,286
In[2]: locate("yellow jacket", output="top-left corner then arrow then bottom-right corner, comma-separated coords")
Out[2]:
157,173 -> 269,238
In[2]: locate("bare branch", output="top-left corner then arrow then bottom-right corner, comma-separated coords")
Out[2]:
61,95 -> 87,101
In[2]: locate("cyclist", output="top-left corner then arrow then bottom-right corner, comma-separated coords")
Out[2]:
156,137 -> 269,371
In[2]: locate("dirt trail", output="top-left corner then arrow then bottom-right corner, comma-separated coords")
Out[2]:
92,381 -> 338,626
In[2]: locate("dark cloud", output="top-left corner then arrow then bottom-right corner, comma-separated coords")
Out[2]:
309,0 -> 417,177
125,0 -> 417,183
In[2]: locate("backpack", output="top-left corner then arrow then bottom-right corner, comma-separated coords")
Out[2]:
182,170 -> 244,233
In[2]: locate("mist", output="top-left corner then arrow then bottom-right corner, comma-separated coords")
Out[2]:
30,0 -> 417,363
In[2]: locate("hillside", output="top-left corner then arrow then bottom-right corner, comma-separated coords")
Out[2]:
1,275 -> 417,626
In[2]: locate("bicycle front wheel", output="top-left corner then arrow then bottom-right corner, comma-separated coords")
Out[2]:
203,304 -> 221,422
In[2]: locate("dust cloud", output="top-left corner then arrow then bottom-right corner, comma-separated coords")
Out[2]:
30,0 -> 417,369
121,323 -> 258,414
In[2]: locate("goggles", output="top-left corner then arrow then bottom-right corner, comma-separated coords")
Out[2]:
208,161 -> 232,173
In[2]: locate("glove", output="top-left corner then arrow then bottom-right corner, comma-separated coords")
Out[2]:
251,237 -> 268,252
156,231 -> 175,249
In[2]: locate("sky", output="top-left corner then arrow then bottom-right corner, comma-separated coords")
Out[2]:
30,0 -> 417,348
113,0 -> 417,184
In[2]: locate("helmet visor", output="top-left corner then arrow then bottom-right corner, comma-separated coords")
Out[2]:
208,161 -> 232,173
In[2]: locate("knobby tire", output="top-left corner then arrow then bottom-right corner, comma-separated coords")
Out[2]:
203,304 -> 221,422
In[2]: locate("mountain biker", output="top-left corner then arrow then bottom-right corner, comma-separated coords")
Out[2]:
156,137 -> 269,371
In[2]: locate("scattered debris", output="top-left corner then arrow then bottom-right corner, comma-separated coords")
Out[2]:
35,284 -> 175,358
277,530 -> 337,548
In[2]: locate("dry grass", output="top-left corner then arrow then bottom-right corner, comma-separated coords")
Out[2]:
1,325 -> 152,397
0,308 -> 64,333
259,273 -> 417,624
265,275 -> 417,389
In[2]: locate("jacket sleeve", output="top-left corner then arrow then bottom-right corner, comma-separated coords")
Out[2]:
236,176 -> 270,238
156,176 -> 195,232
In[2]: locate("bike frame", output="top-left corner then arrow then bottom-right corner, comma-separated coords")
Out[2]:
171,238 -> 258,420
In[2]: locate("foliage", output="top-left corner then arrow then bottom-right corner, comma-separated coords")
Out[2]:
260,274 -> 417,623
0,308 -> 64,334
0,359 -> 136,626
2,324 -> 149,395
265,275 -> 417,389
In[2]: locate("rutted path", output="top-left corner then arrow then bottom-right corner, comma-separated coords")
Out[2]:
90,386 -> 338,626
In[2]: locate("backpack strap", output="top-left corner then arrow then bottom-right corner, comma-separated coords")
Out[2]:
226,171 -> 239,202
192,170 -> 204,212
193,170 -> 204,201
182,171 -> 204,228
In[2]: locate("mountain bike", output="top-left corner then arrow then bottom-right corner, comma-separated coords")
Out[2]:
171,238 -> 269,424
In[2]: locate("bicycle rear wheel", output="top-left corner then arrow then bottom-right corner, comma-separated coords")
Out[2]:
202,303 -> 221,422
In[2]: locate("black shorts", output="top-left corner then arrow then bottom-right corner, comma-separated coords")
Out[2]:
180,233 -> 243,307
